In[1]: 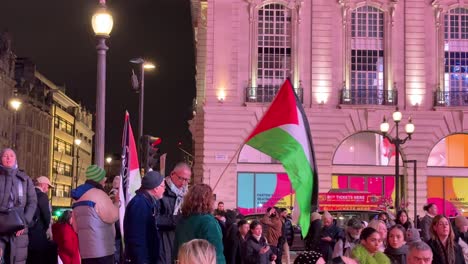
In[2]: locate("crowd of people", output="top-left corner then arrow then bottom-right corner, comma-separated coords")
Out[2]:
0,146 -> 468,264
298,206 -> 468,264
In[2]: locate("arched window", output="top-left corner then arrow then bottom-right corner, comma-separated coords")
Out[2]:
248,2 -> 300,103
428,133 -> 468,167
349,6 -> 385,104
444,8 -> 468,91
333,132 -> 401,166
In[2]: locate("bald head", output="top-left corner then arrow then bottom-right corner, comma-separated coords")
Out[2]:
407,241 -> 433,264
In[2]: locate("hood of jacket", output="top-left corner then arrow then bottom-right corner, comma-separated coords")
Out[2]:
71,183 -> 94,200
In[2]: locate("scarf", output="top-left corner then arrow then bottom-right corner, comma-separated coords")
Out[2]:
384,244 -> 408,264
165,177 -> 187,215
432,238 -> 456,264
0,165 -> 17,209
352,244 -> 391,264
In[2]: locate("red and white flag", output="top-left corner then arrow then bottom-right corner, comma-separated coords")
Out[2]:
119,111 -> 142,240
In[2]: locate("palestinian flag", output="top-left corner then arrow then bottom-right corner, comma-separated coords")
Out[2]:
245,79 -> 318,237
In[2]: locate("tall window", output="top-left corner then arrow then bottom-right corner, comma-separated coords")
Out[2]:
256,4 -> 292,100
350,6 -> 384,104
444,8 -> 468,91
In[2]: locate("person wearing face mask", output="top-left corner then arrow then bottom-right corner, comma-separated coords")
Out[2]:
0,148 -> 37,264
384,225 -> 409,264
158,162 -> 191,264
351,227 -> 390,264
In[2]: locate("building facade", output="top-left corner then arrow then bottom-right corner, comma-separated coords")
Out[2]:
190,0 -> 468,218
35,74 -> 94,208
14,58 -> 53,179
0,32 -> 16,150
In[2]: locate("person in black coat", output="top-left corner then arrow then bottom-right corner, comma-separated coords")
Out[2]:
157,163 -> 191,264
318,211 -> 343,262
224,219 -> 249,264
124,171 -> 166,264
27,176 -> 56,264
243,220 -> 277,264
427,215 -> 465,264
305,212 -> 322,251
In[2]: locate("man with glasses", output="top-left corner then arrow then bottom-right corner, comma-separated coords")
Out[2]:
158,162 -> 192,264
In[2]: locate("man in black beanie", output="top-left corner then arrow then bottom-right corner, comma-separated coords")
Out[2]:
124,171 -> 165,263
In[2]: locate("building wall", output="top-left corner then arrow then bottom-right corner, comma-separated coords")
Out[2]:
191,0 -> 468,218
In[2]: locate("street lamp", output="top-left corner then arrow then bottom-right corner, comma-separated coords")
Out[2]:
380,108 -> 415,209
106,156 -> 112,164
130,58 -> 156,166
130,58 -> 156,143
9,95 -> 22,148
74,138 -> 82,189
106,156 -> 112,176
92,0 -> 113,167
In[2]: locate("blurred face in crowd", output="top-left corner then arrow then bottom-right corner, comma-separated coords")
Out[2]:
428,204 -> 438,216
280,210 -> 288,218
378,222 -> 388,240
348,227 -> 363,240
323,216 -> 333,227
239,223 -> 249,237
433,217 -> 450,238
399,212 -> 408,224
171,167 -> 192,189
407,249 -> 433,264
251,224 -> 262,237
1,149 -> 16,168
150,181 -> 166,199
388,228 -> 405,249
217,203 -> 224,211
39,183 -> 50,193
378,213 -> 388,222
362,232 -> 382,255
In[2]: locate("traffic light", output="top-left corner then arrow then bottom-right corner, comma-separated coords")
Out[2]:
141,135 -> 162,172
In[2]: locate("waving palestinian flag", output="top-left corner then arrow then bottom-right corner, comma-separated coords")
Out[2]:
246,80 -> 318,237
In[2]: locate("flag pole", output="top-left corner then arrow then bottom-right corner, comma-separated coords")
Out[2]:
212,140 -> 245,191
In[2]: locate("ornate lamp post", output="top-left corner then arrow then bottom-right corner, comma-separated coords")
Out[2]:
91,0 -> 113,167
380,108 -> 415,209
9,95 -> 22,149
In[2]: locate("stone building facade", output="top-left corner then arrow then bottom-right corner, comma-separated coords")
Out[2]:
190,0 -> 468,218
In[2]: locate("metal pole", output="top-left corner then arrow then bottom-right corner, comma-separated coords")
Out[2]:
395,121 -> 400,210
76,148 -> 80,188
95,37 -> 108,167
139,63 -> 145,144
12,111 -> 17,149
403,160 -> 417,228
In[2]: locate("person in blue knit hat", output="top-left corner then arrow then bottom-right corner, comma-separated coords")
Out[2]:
71,164 -> 119,264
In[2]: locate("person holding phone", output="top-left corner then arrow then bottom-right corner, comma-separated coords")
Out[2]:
244,220 -> 277,264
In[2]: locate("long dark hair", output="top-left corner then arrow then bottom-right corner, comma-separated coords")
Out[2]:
396,209 -> 412,229
387,224 -> 406,246
423,203 -> 435,212
430,215 -> 455,264
57,210 -> 72,225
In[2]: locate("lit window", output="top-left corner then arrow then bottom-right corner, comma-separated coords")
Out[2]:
349,6 -> 385,104
444,8 -> 468,91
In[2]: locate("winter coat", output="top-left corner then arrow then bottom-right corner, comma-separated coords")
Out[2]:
332,232 -> 360,258
305,219 -> 322,251
243,235 -> 274,264
351,244 -> 391,264
427,238 -> 466,264
420,215 -> 433,242
71,180 -> 118,259
28,188 -> 51,251
124,190 -> 161,264
224,231 -> 247,264
52,222 -> 80,264
157,182 -> 181,264
318,223 -> 343,261
174,214 -> 226,264
283,217 -> 294,246
260,214 -> 283,247
0,168 -> 37,264
384,244 -> 408,264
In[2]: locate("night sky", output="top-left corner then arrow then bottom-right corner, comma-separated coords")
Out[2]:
0,0 -> 196,169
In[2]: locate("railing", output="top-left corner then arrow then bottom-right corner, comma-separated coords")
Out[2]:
245,86 -> 303,103
341,88 -> 398,106
434,90 -> 468,106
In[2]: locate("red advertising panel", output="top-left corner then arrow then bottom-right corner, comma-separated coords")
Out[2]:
318,193 -> 388,211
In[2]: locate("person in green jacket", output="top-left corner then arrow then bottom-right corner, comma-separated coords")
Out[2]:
174,184 -> 226,264
352,227 -> 391,264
